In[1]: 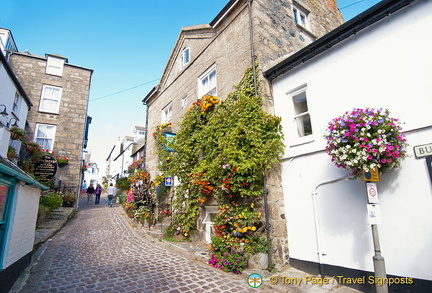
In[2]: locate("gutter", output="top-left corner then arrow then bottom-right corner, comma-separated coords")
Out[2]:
0,162 -> 49,190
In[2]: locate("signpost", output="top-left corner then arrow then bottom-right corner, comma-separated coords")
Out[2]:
364,172 -> 388,293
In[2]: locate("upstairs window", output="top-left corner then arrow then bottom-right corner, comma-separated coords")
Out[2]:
291,87 -> 312,137
35,123 -> 56,151
39,85 -> 62,114
198,65 -> 217,98
46,56 -> 65,76
181,95 -> 188,109
180,47 -> 190,69
162,102 -> 172,123
12,92 -> 20,113
293,4 -> 309,29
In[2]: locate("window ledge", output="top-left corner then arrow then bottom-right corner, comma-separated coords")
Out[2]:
289,135 -> 315,148
296,24 -> 317,40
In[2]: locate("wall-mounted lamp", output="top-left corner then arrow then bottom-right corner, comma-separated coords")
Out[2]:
0,104 -> 8,116
7,117 -> 19,128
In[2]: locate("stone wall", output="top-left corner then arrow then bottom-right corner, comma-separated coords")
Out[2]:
9,53 -> 92,192
144,0 -> 344,270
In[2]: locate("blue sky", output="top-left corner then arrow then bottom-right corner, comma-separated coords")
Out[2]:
0,0 -> 380,173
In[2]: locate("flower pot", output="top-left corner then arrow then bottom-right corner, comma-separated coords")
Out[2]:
26,144 -> 37,152
10,132 -> 20,140
58,162 -> 68,167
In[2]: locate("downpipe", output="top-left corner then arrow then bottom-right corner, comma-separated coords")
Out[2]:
312,175 -> 351,277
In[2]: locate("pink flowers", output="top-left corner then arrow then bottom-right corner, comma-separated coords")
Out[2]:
324,108 -> 408,178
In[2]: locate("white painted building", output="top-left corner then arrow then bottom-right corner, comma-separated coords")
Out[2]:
264,0 -> 432,289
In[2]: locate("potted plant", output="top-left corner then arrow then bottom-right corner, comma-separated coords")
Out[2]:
26,141 -> 41,153
62,192 -> 76,207
10,126 -> 25,140
56,156 -> 69,167
7,146 -> 17,160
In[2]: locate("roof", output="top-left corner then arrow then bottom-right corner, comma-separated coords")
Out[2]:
0,156 -> 49,190
264,0 -> 417,80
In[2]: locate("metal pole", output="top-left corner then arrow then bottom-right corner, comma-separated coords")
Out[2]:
262,174 -> 274,271
365,181 -> 388,293
371,224 -> 388,293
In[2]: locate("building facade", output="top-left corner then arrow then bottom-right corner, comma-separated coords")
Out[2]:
266,0 -> 432,289
143,0 -> 344,268
9,52 -> 93,193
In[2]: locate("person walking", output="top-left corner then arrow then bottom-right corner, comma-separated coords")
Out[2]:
86,184 -> 95,205
94,184 -> 102,205
107,183 -> 116,207
81,180 -> 87,196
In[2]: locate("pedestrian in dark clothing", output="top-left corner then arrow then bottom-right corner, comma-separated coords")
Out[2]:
94,184 -> 102,205
87,184 -> 95,204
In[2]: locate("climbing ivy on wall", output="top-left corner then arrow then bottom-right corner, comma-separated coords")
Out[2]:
167,65 -> 284,238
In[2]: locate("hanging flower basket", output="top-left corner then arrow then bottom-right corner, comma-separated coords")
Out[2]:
10,126 -> 25,141
56,156 -> 69,167
324,108 -> 408,178
26,142 -> 41,153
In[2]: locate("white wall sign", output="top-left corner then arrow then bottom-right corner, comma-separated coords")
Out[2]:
413,143 -> 432,158
367,182 -> 379,204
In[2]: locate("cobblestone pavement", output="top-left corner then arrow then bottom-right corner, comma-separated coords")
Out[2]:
11,196 -> 286,293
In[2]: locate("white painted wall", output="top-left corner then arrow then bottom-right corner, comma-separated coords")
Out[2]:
2,183 -> 40,269
272,0 -> 432,281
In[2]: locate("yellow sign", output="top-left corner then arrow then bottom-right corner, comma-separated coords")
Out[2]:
363,167 -> 380,182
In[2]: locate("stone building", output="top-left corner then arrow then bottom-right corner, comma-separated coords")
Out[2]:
9,52 -> 93,193
143,0 -> 344,268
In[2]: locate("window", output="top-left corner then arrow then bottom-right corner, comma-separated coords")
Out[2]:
12,92 -> 20,113
291,87 -> 312,137
198,65 -> 217,98
181,95 -> 188,109
35,124 -> 56,151
180,47 -> 190,69
46,56 -> 65,76
293,4 -> 309,29
162,102 -> 172,123
39,85 -> 62,113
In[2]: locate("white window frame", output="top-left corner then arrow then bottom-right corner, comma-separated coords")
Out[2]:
286,85 -> 314,145
203,206 -> 219,243
162,102 -> 172,123
198,65 -> 217,98
34,123 -> 57,151
39,85 -> 62,114
180,47 -> 190,69
46,56 -> 65,76
181,95 -> 188,109
293,4 -> 309,30
12,92 -> 20,113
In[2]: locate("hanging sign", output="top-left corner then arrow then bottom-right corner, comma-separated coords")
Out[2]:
367,204 -> 382,225
367,182 -> 379,204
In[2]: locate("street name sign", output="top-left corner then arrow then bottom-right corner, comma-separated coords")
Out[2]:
413,143 -> 432,158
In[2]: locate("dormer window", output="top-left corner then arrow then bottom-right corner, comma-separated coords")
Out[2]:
293,4 -> 309,30
46,55 -> 65,76
180,47 -> 190,69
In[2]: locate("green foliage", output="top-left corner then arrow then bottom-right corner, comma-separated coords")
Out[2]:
116,177 -> 130,193
39,192 -> 63,210
168,65 -> 284,238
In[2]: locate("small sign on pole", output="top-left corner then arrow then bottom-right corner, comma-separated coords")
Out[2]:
367,182 -> 379,204
165,176 -> 173,186
367,204 -> 382,225
363,166 -> 380,182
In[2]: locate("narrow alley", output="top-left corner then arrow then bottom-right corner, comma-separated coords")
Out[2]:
10,196 -> 265,293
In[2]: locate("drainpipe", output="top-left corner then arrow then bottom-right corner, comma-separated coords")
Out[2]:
312,175 -> 351,277
248,0 -> 258,96
262,174 -> 274,271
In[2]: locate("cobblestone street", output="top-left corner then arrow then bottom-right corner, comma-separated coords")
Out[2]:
10,196 -> 265,293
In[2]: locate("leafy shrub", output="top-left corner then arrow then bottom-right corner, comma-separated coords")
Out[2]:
39,192 -> 63,210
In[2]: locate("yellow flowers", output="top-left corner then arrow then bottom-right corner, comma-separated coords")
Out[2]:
200,95 -> 219,112
236,226 -> 257,233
